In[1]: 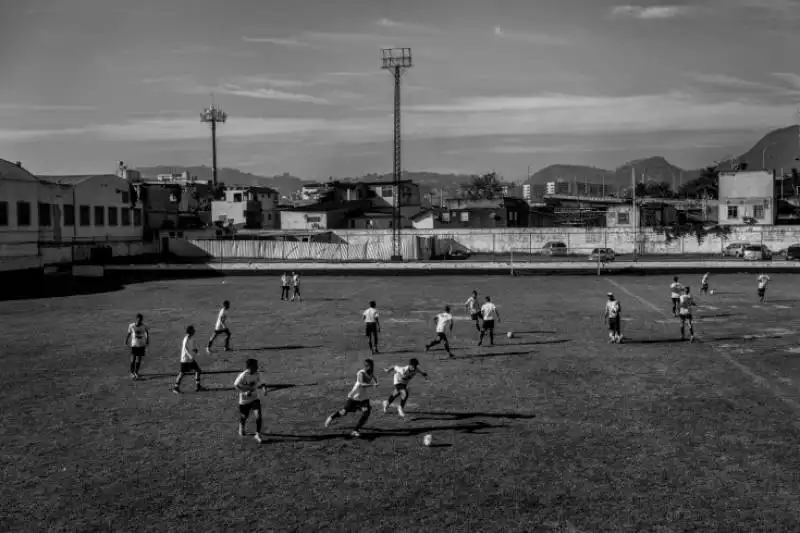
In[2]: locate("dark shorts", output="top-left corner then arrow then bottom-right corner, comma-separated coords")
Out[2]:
214,328 -> 230,335
239,399 -> 262,416
293,286 -> 300,292
482,319 -> 495,330
679,313 -> 693,321
131,346 -> 146,357
608,317 -> 620,330
701,283 -> 709,291
470,313 -> 480,321
180,361 -> 200,373
758,287 -> 766,296
435,331 -> 448,341
365,323 -> 378,336
671,297 -> 679,305
342,398 -> 370,413
393,383 -> 408,393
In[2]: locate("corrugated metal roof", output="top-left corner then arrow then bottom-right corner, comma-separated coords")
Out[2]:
36,174 -> 120,185
0,159 -> 38,182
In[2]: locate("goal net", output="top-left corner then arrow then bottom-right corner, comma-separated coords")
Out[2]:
509,247 -> 609,276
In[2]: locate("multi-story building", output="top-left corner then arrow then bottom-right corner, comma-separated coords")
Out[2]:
546,180 -> 571,195
212,186 -> 280,229
718,170 -> 776,225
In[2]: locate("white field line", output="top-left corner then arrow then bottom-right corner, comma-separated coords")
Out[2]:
605,278 -> 800,427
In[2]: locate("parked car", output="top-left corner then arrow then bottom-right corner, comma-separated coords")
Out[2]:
588,248 -> 616,262
786,244 -> 800,260
541,241 -> 568,256
722,242 -> 750,258
742,245 -> 772,261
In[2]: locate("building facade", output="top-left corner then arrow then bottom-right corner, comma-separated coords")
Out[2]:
0,160 -> 42,271
718,170 -> 776,225
212,186 -> 280,229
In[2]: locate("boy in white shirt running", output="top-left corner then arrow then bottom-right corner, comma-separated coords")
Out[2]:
207,300 -> 231,353
124,313 -> 149,380
382,358 -> 428,418
757,273 -> 771,303
173,325 -> 203,393
465,290 -> 482,333
362,301 -> 381,354
699,272 -> 710,295
670,277 -> 683,317
678,286 -> 696,342
234,358 -> 268,443
324,359 -> 378,438
425,305 -> 454,357
280,272 -> 291,300
291,272 -> 302,302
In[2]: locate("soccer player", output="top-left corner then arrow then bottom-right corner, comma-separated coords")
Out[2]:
757,273 -> 771,303
207,300 -> 231,353
670,276 -> 683,317
603,292 -> 622,343
234,358 -> 268,443
280,272 -> 290,300
383,358 -> 428,418
124,313 -> 149,380
478,296 -> 500,346
291,272 -> 302,302
699,272 -> 710,295
325,358 -> 378,438
465,290 -> 481,333
678,286 -> 696,342
363,301 -> 381,354
173,325 -> 202,393
425,305 -> 454,357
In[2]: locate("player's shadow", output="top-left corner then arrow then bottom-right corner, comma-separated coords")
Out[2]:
458,350 -> 537,359
506,339 -> 569,346
266,421 -> 505,443
264,382 -> 317,391
512,330 -> 558,335
623,339 -> 685,344
140,370 -> 242,378
412,410 -> 537,421
239,344 -> 323,351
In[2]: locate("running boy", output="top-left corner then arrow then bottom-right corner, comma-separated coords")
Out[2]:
291,272 -> 301,302
124,313 -> 149,380
425,305 -> 454,357
281,272 -> 291,300
383,358 -> 428,418
465,290 -> 481,333
325,359 -> 378,438
207,300 -> 231,353
757,273 -> 771,303
699,272 -> 710,295
173,325 -> 202,393
233,358 -> 268,443
478,296 -> 500,346
678,286 -> 696,342
670,276 -> 683,316
603,292 -> 622,344
363,301 -> 381,354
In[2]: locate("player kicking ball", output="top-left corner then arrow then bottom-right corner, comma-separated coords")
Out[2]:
383,358 -> 428,418
425,305 -> 454,358
325,359 -> 378,438
234,358 -> 268,444
207,300 -> 232,354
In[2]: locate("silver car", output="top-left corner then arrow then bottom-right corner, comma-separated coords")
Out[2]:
742,245 -> 772,261
722,242 -> 750,258
588,248 -> 615,262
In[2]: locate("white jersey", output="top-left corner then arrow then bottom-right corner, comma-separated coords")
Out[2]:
670,282 -> 683,299
481,302 -> 498,321
347,369 -> 377,400
281,274 -> 289,286
758,275 -> 770,289
605,300 -> 621,319
292,275 -> 300,287
678,294 -> 694,315
127,323 -> 148,348
181,335 -> 198,363
215,308 -> 228,330
435,312 -> 453,333
392,365 -> 419,386
363,308 -> 379,323
701,274 -> 709,285
234,370 -> 262,405
465,296 -> 480,315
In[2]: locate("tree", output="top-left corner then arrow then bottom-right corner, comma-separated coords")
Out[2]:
635,181 -> 674,198
679,166 -> 718,199
653,222 -> 731,245
460,172 -> 504,200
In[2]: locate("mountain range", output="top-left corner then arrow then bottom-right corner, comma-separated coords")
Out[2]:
137,125 -> 800,196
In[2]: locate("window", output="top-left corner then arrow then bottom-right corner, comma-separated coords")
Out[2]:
133,208 -> 142,226
121,191 -> 129,203
349,219 -> 356,228
64,204 -> 75,226
94,206 -> 105,226
381,186 -> 393,197
753,205 -> 765,219
80,205 -> 91,226
441,212 -> 450,222
0,201 -> 7,226
509,211 -> 518,222
617,212 -> 630,225
38,203 -> 52,227
727,206 -> 738,220
17,201 -> 31,226
121,208 -> 131,226
108,207 -> 118,226
233,193 -> 243,202
460,211 -> 469,222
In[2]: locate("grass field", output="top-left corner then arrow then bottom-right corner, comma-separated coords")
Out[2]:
2,273 -> 800,532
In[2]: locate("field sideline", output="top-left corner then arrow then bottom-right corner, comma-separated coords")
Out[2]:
2,274 -> 800,532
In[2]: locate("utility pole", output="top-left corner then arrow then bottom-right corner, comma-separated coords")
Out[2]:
631,166 -> 637,262
200,101 -> 227,188
381,48 -> 412,261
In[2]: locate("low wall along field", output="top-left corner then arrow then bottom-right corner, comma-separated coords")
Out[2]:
170,226 -> 800,262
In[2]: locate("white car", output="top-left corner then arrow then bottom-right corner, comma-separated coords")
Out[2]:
722,242 -> 750,258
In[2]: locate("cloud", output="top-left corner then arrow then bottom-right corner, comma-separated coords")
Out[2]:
204,84 -> 330,104
0,103 -> 95,112
374,18 -> 437,33
772,72 -> 800,89
611,5 -> 694,19
493,27 -> 567,45
242,36 -> 311,47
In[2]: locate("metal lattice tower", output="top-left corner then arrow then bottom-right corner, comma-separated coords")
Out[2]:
200,102 -> 228,188
381,48 -> 412,261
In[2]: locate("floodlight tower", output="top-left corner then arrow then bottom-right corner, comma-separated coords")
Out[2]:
381,48 -> 412,261
200,102 -> 228,188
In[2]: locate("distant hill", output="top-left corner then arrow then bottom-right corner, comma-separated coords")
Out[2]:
136,166 -> 308,197
736,125 -> 800,172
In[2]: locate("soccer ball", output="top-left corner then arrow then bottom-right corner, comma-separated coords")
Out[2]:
423,434 -> 433,446
507,331 -> 514,339
709,289 -> 715,295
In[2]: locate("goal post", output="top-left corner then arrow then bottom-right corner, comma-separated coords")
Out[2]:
509,246 -> 609,276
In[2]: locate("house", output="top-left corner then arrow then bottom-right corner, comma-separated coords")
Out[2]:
363,179 -> 421,218
717,170 -> 776,225
278,200 -> 372,230
415,198 -> 530,228
0,159 -> 43,272
211,186 -> 280,229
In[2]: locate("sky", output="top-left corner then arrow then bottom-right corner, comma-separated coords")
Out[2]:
2,0 -> 800,180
